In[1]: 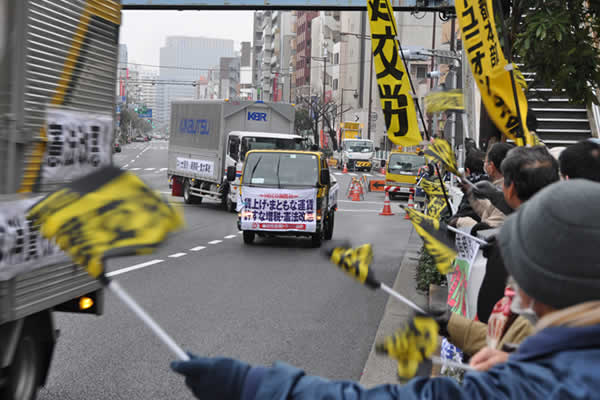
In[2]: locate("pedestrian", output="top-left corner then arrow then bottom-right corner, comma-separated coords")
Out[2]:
172,180 -> 600,400
559,138 -> 600,182
454,143 -> 513,232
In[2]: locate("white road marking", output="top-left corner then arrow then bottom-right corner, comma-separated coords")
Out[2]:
159,167 -> 168,171
144,168 -> 155,171
130,160 -> 135,163
208,240 -> 222,244
348,173 -> 357,176
364,173 -> 372,177
190,246 -> 206,251
106,259 -> 164,277
130,168 -> 141,171
337,209 -> 386,212
123,164 -> 129,168
160,191 -> 172,194
168,252 -> 187,258
334,173 -> 343,176
224,235 -> 236,239
338,200 -> 382,204
238,231 -> 243,234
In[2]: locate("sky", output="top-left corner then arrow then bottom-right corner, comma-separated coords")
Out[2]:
119,10 -> 254,67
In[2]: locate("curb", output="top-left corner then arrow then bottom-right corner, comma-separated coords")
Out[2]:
358,227 -> 427,388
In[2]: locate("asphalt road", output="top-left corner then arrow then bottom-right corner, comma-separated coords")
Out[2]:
38,141 -> 415,400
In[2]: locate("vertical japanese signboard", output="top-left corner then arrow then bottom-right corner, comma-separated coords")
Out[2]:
367,0 -> 423,147
240,187 -> 318,233
456,0 -> 533,146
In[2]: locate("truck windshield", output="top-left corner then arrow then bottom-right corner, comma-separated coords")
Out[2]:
388,153 -> 426,174
244,153 -> 319,187
343,140 -> 373,153
241,137 -> 303,160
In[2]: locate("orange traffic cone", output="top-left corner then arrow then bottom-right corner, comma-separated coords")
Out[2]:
351,182 -> 362,202
379,191 -> 394,215
404,193 -> 415,219
343,162 -> 348,174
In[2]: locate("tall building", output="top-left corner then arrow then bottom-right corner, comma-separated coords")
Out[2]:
117,44 -> 128,98
251,11 -> 296,102
240,42 -> 252,67
294,11 -> 319,99
156,36 -> 234,130
219,56 -> 241,99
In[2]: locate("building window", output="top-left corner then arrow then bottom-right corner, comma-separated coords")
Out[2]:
412,64 -> 427,80
334,53 -> 339,64
333,79 -> 338,90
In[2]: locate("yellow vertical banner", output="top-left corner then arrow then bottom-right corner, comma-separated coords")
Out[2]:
455,0 -> 533,146
367,0 -> 423,147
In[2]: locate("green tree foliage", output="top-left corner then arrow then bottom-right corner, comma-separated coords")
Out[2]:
503,0 -> 600,105
294,108 -> 314,137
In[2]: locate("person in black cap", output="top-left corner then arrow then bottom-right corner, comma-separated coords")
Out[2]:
172,179 -> 600,400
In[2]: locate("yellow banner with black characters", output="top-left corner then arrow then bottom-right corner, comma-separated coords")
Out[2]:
404,208 -> 456,274
28,166 -> 184,279
377,315 -> 439,378
425,90 -> 465,114
455,0 -> 534,146
368,0 -> 423,147
420,178 -> 445,197
424,139 -> 461,176
329,244 -> 380,289
426,194 -> 449,220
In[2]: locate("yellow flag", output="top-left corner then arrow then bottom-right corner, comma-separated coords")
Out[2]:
426,195 -> 449,220
376,315 -> 439,378
456,0 -> 534,146
329,244 -> 380,289
420,178 -> 445,197
368,0 -> 423,147
424,139 -> 461,176
28,166 -> 184,279
425,90 -> 465,113
405,208 -> 457,274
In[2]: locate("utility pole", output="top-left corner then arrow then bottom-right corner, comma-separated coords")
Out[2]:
367,49 -> 373,140
322,52 -> 327,146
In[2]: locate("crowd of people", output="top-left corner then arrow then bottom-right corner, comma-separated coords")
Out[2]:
170,138 -> 600,399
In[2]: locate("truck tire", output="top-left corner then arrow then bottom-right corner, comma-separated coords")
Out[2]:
0,327 -> 42,400
183,179 -> 202,205
243,231 -> 255,244
311,229 -> 323,247
324,212 -> 334,240
226,196 -> 236,213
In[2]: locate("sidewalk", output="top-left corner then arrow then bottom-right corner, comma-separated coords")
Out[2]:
359,226 -> 428,387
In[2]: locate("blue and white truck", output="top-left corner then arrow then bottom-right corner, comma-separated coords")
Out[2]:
167,100 -> 302,211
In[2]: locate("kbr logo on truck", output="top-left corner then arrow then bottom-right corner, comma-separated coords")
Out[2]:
248,112 -> 268,122
179,119 -> 209,135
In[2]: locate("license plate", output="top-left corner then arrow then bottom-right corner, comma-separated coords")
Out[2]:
400,187 -> 410,192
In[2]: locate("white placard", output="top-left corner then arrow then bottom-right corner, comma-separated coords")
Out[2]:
43,108 -> 113,183
176,157 -> 214,177
240,187 -> 318,233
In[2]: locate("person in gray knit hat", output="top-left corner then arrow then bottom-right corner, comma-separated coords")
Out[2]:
172,179 -> 600,400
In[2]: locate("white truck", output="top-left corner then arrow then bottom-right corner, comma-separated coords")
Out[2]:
167,100 -> 302,211
0,1 -> 120,399
339,138 -> 375,172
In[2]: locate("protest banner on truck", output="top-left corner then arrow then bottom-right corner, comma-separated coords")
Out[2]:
240,187 -> 318,233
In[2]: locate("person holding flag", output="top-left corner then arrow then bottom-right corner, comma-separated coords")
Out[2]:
171,179 -> 600,400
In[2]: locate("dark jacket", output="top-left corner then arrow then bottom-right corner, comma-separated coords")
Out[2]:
242,323 -> 600,400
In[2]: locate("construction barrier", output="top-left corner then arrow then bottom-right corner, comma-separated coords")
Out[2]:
369,179 -> 386,192
328,158 -> 338,168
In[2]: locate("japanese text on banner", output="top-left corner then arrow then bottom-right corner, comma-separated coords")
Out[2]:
240,187 -> 317,233
455,0 -> 533,146
447,229 -> 481,318
367,0 -> 423,147
176,157 -> 214,176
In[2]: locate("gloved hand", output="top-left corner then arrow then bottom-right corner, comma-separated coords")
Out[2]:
171,354 -> 251,400
428,306 -> 451,338
471,181 -> 514,215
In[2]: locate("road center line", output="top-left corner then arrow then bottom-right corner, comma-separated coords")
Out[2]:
130,168 -> 141,171
190,246 -> 206,251
337,209 -> 386,212
224,235 -> 237,239
168,252 -> 186,258
338,200 -> 382,204
106,259 -> 164,277
208,240 -> 222,244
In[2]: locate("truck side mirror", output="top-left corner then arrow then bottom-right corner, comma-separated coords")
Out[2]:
226,166 -> 236,182
320,169 -> 331,185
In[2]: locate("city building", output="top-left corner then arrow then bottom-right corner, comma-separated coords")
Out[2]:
219,56 -> 241,99
251,11 -> 296,102
156,36 -> 234,131
294,11 -> 319,99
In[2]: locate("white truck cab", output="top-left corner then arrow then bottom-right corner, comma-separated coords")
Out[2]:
225,131 -> 304,211
339,139 -> 375,172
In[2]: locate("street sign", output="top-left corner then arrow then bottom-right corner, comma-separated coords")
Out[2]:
369,179 -> 386,192
138,109 -> 152,119
122,0 -> 454,11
